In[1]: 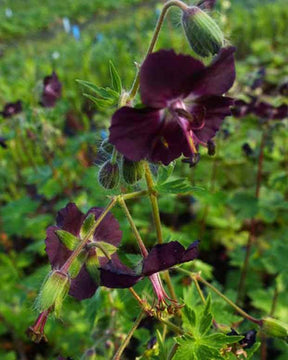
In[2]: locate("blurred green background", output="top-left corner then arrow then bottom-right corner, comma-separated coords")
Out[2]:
0,0 -> 287,359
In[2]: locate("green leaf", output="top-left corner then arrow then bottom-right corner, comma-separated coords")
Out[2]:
157,162 -> 175,184
83,93 -> 116,110
56,230 -> 79,250
76,79 -> 118,99
80,213 -> 96,239
155,178 -> 205,195
199,295 -> 212,336
109,60 -> 122,93
174,333 -> 243,360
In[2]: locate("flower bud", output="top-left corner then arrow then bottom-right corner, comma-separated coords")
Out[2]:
262,317 -> 288,340
182,6 -> 224,57
98,160 -> 120,189
37,270 -> 70,317
122,157 -> 144,184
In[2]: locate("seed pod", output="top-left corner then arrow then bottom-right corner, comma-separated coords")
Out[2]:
122,157 -> 144,184
37,270 -> 70,317
98,160 -> 120,189
182,6 -> 224,57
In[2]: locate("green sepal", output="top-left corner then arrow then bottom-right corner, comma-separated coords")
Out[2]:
37,270 -> 70,318
94,241 -> 118,259
86,254 -> 100,284
80,213 -> 97,240
56,230 -> 79,250
68,251 -> 87,279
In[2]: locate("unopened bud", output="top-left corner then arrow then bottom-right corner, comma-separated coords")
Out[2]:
37,270 -> 70,317
182,6 -> 224,57
122,157 -> 144,184
100,138 -> 114,155
262,317 -> 288,340
98,160 -> 120,189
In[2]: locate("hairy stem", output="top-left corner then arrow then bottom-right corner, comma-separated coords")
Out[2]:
129,0 -> 188,100
118,196 -> 148,257
143,162 -> 178,303
113,310 -> 145,360
195,273 -> 263,326
144,162 -> 163,244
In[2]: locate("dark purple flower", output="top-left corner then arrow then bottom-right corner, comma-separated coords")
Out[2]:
250,67 -> 266,90
109,48 -> 235,165
231,98 -> 257,118
45,203 -> 122,300
41,72 -> 62,108
0,137 -> 7,149
100,241 -> 199,295
253,102 -> 288,120
1,100 -> 22,118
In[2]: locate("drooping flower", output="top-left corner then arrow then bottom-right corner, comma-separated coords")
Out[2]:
109,48 -> 235,165
0,100 -> 22,118
46,203 -> 199,301
41,72 -> 62,108
45,203 -> 122,300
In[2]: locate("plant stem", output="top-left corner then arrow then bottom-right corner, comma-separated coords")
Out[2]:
128,288 -> 184,335
61,198 -> 117,273
237,129 -> 266,303
192,277 -> 206,304
144,162 -> 163,244
143,162 -> 178,302
195,273 -> 263,326
128,0 -> 188,100
121,189 -> 148,201
118,196 -> 148,257
112,310 -> 145,360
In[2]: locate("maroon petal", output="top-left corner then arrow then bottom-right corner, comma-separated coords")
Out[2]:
140,50 -> 205,108
86,207 -> 122,247
192,47 -> 236,96
193,95 -> 234,143
1,100 -> 22,118
109,106 -> 161,161
142,241 -> 199,276
56,203 -> 84,236
253,102 -> 288,120
149,118 -> 190,165
100,256 -> 141,288
45,226 -> 72,269
69,266 -> 98,300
